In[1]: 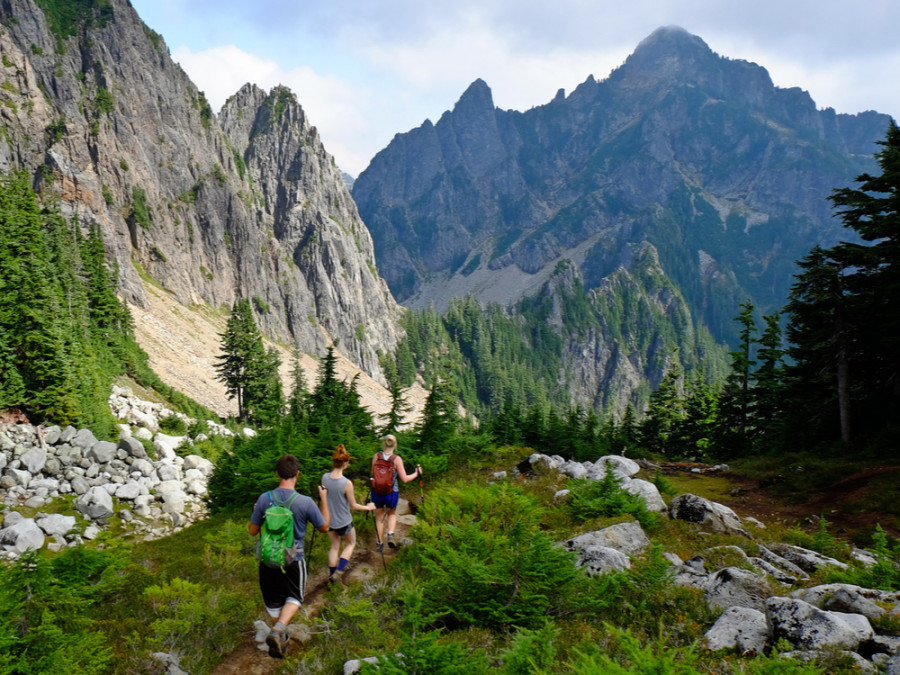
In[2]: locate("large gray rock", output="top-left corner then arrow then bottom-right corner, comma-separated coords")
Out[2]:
153,434 -> 185,461
74,486 -> 115,520
20,447 -> 47,474
131,458 -> 155,477
756,545 -> 810,581
766,596 -> 874,651
70,475 -> 91,495
622,478 -> 667,513
118,435 -> 147,459
42,425 -> 62,445
115,481 -> 143,501
0,518 -> 45,553
704,567 -> 771,612
183,454 -> 215,476
89,441 -> 117,464
71,428 -> 98,451
36,513 -> 77,538
705,606 -> 769,653
5,468 -> 32,488
156,463 -> 181,482
791,583 -> 900,621
766,543 -> 848,573
669,494 -> 747,536
596,455 -> 641,479
574,545 -> 632,576
565,521 -> 650,558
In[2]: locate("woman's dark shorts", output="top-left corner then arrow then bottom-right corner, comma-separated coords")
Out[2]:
330,522 -> 354,536
371,491 -> 399,510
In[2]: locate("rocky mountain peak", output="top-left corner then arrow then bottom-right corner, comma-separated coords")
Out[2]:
453,78 -> 496,116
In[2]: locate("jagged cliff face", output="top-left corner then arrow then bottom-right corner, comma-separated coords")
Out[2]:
0,0 -> 402,383
353,26 -> 891,341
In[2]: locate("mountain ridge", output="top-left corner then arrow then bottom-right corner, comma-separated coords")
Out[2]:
352,25 -> 892,413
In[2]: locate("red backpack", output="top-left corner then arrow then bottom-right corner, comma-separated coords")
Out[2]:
372,452 -> 397,495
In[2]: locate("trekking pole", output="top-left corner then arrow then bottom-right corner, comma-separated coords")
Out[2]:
307,523 -> 317,562
416,461 -> 425,506
377,507 -> 388,570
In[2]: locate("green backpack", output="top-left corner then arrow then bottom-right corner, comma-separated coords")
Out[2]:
259,491 -> 300,568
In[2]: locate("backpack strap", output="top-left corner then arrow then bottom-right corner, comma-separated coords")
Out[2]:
269,490 -> 300,509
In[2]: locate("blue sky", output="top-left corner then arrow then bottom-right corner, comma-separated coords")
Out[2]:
130,0 -> 900,176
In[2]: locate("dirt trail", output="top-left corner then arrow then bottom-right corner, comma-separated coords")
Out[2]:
211,509 -> 415,675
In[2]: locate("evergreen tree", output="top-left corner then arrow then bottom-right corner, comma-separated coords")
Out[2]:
215,299 -> 278,423
416,363 -> 460,454
715,301 -> 757,456
782,247 -> 853,447
826,120 -> 900,438
382,378 -> 412,435
288,354 -> 309,423
638,367 -> 683,456
0,172 -> 80,422
753,312 -> 785,448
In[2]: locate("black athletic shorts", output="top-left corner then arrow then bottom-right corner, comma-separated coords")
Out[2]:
259,557 -> 307,615
330,523 -> 354,536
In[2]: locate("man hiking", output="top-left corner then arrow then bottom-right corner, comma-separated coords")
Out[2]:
322,444 -> 376,585
249,454 -> 330,659
370,434 -> 422,550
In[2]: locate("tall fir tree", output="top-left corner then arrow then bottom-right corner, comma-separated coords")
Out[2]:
826,120 -> 900,439
215,299 -> 279,424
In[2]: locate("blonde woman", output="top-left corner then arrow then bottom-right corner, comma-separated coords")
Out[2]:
370,434 -> 422,550
322,444 -> 375,585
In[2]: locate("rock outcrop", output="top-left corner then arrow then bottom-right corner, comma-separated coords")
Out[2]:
0,0 -> 402,385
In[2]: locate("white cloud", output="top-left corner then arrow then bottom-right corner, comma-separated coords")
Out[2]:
149,0 -> 900,176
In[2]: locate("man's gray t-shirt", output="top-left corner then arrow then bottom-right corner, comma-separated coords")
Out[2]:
251,487 -> 324,561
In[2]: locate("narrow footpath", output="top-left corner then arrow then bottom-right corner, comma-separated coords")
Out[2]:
211,505 -> 416,675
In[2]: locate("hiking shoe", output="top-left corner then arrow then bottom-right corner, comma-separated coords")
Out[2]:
387,533 -> 396,549
376,540 -> 384,553
265,627 -> 288,658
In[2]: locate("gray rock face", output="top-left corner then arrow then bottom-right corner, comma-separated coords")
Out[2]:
574,545 -> 632,576
118,436 -> 147,460
20,447 -> 46,474
0,0 -> 401,388
36,514 -> 77,538
767,543 -> 848,573
89,441 -> 117,465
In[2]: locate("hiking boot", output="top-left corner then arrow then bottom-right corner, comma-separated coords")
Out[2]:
387,532 -> 396,549
265,626 -> 289,658
376,540 -> 384,553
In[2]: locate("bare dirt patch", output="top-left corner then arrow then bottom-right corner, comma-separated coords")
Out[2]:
128,284 -> 427,424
